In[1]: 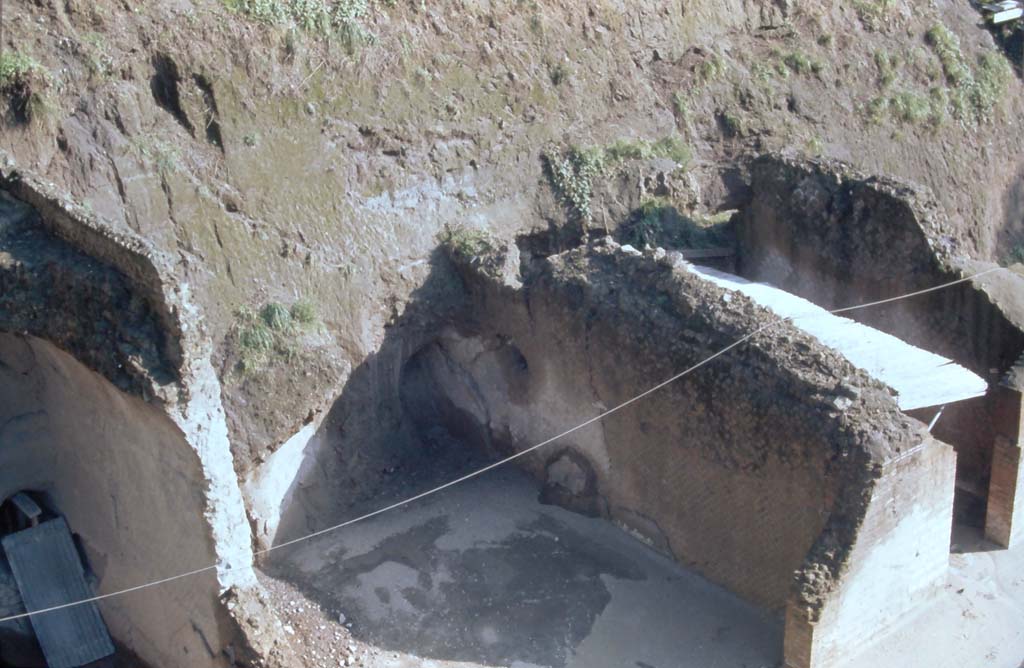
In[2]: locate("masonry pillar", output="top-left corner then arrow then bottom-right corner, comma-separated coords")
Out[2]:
985,370 -> 1024,547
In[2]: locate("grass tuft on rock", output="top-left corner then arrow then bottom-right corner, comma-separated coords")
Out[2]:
223,0 -> 375,48
783,51 -> 823,76
234,298 -> 318,374
0,51 -> 52,124
439,225 -> 498,261
290,300 -> 317,325
260,302 -> 293,331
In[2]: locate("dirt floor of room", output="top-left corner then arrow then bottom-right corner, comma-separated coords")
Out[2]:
260,466 -> 782,668
259,466 -> 1024,668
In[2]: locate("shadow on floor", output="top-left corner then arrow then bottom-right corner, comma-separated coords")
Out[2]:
951,523 -> 1005,555
950,488 -> 1004,555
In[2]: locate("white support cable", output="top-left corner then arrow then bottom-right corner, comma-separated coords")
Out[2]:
0,266 -> 1003,624
829,268 -> 999,314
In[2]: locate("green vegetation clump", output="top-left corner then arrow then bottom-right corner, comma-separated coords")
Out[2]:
81,32 -> 115,79
805,136 -> 825,156
260,302 -> 292,331
439,225 -> 498,260
866,96 -> 890,124
0,51 -> 51,123
867,88 -> 945,127
544,135 -> 691,223
290,300 -> 317,325
235,298 -> 319,374
926,24 -> 1013,125
0,52 -> 39,88
131,137 -> 182,176
224,0 -> 374,46
240,320 -> 274,349
543,146 -> 607,223
672,91 -> 692,124
720,112 -> 744,137
548,62 -> 568,86
783,51 -> 823,76
853,0 -> 896,31
888,90 -> 934,125
751,62 -> 774,84
926,24 -> 971,86
973,52 -> 1014,118
863,25 -> 1011,128
874,50 -> 897,88
624,200 -> 666,248
699,54 -> 727,83
603,136 -> 692,166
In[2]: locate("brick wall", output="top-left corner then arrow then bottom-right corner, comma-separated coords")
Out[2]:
986,376 -> 1024,546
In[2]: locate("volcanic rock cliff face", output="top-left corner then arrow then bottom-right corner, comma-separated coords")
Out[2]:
4,0 -> 1024,461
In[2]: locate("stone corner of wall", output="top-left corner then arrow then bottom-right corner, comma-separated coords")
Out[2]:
783,434 -> 955,668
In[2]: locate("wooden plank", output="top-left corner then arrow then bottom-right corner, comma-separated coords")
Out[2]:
691,266 -> 989,410
2,518 -> 115,668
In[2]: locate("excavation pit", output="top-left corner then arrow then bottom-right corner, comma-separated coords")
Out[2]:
249,236 -> 969,668
3,151 -> 1024,668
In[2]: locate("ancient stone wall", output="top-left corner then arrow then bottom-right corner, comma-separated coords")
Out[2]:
738,154 -> 1024,532
738,154 -> 1024,378
0,175 -> 296,667
0,162 -> 185,395
0,188 -> 175,400
785,436 -> 956,668
419,241 -> 946,629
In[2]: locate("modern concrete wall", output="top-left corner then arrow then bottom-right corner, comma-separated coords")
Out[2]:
0,334 -> 229,668
243,420 -> 327,550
